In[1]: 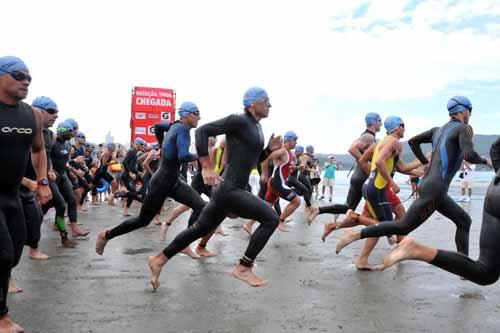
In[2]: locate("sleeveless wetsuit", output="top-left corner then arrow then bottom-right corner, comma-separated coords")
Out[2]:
318,129 -> 376,215
0,101 -> 36,316
362,136 -> 397,221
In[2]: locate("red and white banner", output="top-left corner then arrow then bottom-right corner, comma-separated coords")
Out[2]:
130,87 -> 175,144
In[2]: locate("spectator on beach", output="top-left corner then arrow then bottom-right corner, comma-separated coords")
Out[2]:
320,155 -> 338,202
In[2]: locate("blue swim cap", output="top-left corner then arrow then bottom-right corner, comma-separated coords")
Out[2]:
76,131 -> 85,138
57,121 -> 73,135
306,145 -> 314,154
365,112 -> 381,126
151,143 -> 159,150
106,143 -> 116,150
178,101 -> 199,117
243,87 -> 269,107
283,131 -> 298,143
32,96 -> 58,111
295,145 -> 304,154
384,116 -> 404,134
134,137 -> 146,145
65,118 -> 79,130
447,96 -> 472,115
0,56 -> 29,76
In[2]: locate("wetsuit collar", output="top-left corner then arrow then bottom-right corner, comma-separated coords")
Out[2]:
244,111 -> 260,123
0,100 -> 19,109
364,128 -> 376,137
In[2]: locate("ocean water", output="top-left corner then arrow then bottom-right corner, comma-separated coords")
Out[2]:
319,170 -> 495,201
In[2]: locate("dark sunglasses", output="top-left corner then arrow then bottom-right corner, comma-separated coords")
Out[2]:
44,108 -> 58,115
8,71 -> 32,83
400,123 -> 405,128
77,135 -> 86,139
190,111 -> 200,117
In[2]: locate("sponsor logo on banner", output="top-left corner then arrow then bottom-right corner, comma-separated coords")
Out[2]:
135,127 -> 146,135
161,112 -> 171,121
148,126 -> 155,135
148,114 -> 159,119
135,112 -> 146,119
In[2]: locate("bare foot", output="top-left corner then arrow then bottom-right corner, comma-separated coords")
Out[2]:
0,315 -> 24,333
215,225 -> 228,236
196,245 -> 217,257
242,222 -> 253,236
277,221 -> 290,232
382,237 -> 417,270
95,231 -> 108,255
148,255 -> 168,292
232,264 -> 268,287
71,226 -> 90,238
321,222 -> 338,242
8,279 -> 22,293
160,223 -> 170,241
29,248 -> 49,260
355,260 -> 384,271
337,209 -> 358,229
181,247 -> 200,259
307,206 -> 319,225
335,230 -> 360,254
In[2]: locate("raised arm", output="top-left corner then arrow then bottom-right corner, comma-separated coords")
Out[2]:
408,127 -> 437,165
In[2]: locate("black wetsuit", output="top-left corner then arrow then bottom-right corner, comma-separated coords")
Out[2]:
41,128 -> 67,232
298,155 -> 314,207
318,129 -> 376,215
286,154 -> 312,207
105,121 -> 205,240
427,138 -> 500,285
51,136 -> 78,223
70,144 -> 92,204
0,101 -> 36,316
359,119 -> 488,255
162,113 -> 279,267
120,148 -> 143,208
140,150 -> 160,197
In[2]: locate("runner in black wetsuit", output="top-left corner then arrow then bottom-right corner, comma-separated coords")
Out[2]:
70,131 -> 92,211
33,96 -> 78,248
286,145 -> 313,207
0,55 -> 51,333
95,101 -> 206,259
308,112 -> 382,223
92,143 -> 119,205
298,145 -> 315,209
51,121 -> 90,238
119,137 -> 146,216
381,138 -> 500,285
336,96 -> 493,255
147,87 -> 282,289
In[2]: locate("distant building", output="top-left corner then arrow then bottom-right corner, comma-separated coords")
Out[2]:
105,131 -> 114,144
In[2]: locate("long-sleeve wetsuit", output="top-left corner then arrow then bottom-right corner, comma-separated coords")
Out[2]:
162,113 -> 279,267
426,138 -> 500,285
359,119 -> 488,256
105,121 -> 205,240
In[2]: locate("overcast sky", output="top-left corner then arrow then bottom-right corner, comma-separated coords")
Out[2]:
3,0 -> 500,153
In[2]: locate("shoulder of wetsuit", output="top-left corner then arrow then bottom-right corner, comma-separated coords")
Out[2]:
462,124 -> 474,139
